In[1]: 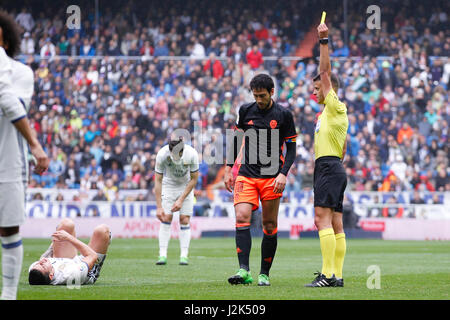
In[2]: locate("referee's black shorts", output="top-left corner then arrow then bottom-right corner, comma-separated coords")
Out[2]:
313,156 -> 347,212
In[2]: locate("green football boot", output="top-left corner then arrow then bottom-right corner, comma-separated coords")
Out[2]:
179,257 -> 189,265
228,268 -> 253,285
257,274 -> 270,286
156,256 -> 167,265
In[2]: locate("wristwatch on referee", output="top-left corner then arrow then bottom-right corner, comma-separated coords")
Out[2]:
319,38 -> 329,45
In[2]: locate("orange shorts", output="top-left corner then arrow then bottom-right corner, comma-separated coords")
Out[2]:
233,175 -> 283,210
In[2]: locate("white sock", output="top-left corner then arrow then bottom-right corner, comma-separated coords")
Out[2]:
159,222 -> 171,257
179,224 -> 191,258
96,253 -> 106,265
1,234 -> 23,300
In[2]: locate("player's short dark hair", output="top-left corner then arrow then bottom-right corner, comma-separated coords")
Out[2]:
250,73 -> 274,93
168,137 -> 184,152
313,73 -> 340,91
28,268 -> 51,285
0,11 -> 21,58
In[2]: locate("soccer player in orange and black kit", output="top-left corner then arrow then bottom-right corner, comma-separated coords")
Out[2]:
224,74 -> 297,286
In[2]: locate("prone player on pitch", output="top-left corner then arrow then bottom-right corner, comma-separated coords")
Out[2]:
305,19 -> 349,287
28,218 -> 111,286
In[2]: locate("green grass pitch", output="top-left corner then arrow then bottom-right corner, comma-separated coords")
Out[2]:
10,237 -> 450,300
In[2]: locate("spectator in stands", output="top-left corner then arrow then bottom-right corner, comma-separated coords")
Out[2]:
246,45 -> 263,70
103,179 -> 118,201
6,0 -> 447,198
64,160 -> 81,189
48,153 -> 66,185
20,31 -> 34,55
154,39 -> 169,57
382,196 -> 404,218
105,160 -> 124,182
140,40 -> 153,57
203,52 -> 224,80
411,191 -> 426,205
15,7 -> 35,31
367,195 -> 382,217
415,175 -> 436,192
57,35 -> 69,55
40,38 -> 56,59
300,162 -> 314,191
190,37 -> 206,58
92,189 -> 108,201
80,38 -> 96,56
284,174 -> 301,198
435,168 -> 449,191
331,39 -> 349,57
379,61 -> 397,89
33,193 -> 44,200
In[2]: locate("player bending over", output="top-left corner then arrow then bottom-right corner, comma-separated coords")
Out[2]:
28,218 -> 111,285
154,135 -> 199,265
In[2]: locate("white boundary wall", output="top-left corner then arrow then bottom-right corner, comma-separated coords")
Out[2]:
20,216 -> 450,241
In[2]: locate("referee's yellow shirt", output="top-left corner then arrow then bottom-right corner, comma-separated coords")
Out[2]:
314,89 -> 349,160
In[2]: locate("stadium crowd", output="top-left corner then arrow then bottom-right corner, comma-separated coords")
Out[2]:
1,0 -> 449,201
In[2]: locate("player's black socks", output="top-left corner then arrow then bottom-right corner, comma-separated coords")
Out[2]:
260,230 -> 277,276
235,226 -> 252,271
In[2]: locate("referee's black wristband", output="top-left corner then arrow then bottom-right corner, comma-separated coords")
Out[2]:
319,38 -> 329,45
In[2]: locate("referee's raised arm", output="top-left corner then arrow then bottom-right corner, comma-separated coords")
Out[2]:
317,22 -> 332,98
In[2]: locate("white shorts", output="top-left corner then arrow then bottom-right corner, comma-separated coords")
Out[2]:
0,181 -> 26,227
161,187 -> 194,216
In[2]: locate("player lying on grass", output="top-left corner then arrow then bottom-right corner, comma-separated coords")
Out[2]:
28,218 -> 111,285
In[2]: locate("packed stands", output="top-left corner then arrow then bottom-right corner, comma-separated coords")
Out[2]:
1,0 -> 448,201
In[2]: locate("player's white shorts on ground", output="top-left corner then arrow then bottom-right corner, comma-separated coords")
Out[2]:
0,181 -> 26,227
162,187 -> 194,216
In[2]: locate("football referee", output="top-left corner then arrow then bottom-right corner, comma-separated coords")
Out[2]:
304,21 -> 349,288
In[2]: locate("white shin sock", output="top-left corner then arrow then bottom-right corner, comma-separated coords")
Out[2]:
1,233 -> 23,300
179,224 -> 191,258
159,222 -> 171,257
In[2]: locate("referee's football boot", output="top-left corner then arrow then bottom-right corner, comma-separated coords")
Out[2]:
228,268 -> 253,285
257,274 -> 270,286
156,256 -> 167,265
304,272 -> 336,287
334,278 -> 344,287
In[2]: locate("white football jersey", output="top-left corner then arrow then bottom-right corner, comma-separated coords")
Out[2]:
0,55 -> 34,183
0,47 -> 26,121
29,256 -> 89,286
155,144 -> 199,188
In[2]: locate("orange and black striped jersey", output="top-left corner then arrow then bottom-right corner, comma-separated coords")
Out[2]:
231,100 -> 297,179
